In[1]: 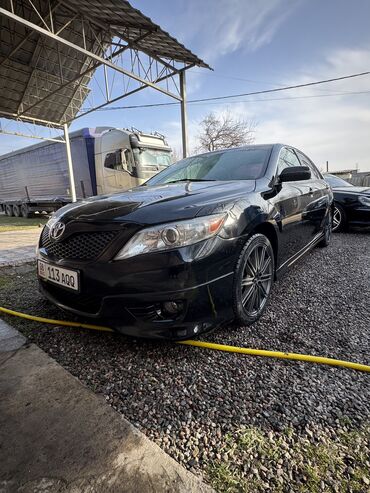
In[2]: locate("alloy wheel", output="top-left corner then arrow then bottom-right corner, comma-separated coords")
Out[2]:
241,243 -> 273,317
332,206 -> 342,231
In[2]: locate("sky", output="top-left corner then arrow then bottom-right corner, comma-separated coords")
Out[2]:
1,0 -> 370,171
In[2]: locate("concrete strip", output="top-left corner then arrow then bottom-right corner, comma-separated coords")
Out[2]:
0,318 -> 26,352
0,342 -> 213,493
0,261 -> 36,275
0,249 -> 36,266
0,229 -> 41,267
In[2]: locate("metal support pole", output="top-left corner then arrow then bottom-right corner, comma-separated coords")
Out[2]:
180,71 -> 188,158
63,124 -> 77,202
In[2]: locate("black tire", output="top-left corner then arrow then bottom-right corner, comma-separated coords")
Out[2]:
21,203 -> 32,218
5,204 -> 14,216
318,209 -> 332,248
13,204 -> 21,217
232,233 -> 275,326
332,203 -> 347,232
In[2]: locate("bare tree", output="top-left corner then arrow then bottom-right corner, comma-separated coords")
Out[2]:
171,147 -> 182,163
197,111 -> 256,152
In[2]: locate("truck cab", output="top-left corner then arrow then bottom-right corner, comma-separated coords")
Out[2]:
94,128 -> 172,195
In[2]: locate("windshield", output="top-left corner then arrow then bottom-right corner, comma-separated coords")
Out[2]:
146,147 -> 272,185
137,148 -> 172,169
324,174 -> 353,188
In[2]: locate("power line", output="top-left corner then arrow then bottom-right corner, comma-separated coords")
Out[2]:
191,69 -> 287,87
188,70 -> 370,103
190,69 -> 353,94
90,87 -> 370,112
186,89 -> 370,107
87,69 -> 370,112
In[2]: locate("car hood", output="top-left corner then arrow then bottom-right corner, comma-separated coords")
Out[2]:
333,186 -> 370,195
55,180 -> 256,224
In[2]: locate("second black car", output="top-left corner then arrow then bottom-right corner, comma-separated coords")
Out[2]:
37,144 -> 333,339
324,174 -> 370,231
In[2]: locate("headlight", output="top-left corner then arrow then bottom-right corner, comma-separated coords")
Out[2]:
114,213 -> 227,260
359,196 -> 370,207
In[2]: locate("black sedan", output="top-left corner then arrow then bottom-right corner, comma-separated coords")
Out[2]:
37,144 -> 333,340
324,174 -> 370,231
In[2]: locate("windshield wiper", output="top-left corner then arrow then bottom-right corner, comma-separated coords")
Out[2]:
166,178 -> 216,184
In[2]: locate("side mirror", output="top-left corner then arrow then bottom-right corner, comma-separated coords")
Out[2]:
279,166 -> 311,183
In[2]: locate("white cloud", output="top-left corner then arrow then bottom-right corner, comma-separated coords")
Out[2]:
196,48 -> 370,172
170,0 -> 300,96
253,49 -> 370,171
179,0 -> 300,62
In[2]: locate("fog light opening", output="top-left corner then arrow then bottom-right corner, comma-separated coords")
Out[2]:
162,301 -> 183,316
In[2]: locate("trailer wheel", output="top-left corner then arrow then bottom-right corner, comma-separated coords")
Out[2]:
21,204 -> 32,218
5,204 -> 14,216
13,204 -> 21,217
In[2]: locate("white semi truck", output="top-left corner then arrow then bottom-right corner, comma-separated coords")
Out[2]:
0,127 -> 172,217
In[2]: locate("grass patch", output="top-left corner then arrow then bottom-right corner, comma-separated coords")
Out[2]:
208,463 -> 248,493
0,213 -> 48,232
207,425 -> 370,493
0,275 -> 13,289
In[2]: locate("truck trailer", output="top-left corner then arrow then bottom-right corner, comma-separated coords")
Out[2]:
0,127 -> 172,217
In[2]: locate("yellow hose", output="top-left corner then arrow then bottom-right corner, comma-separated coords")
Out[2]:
0,306 -> 114,332
178,340 -> 370,373
1,306 -> 369,373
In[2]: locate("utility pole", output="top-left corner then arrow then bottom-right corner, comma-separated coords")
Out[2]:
180,71 -> 188,159
326,160 -> 329,173
64,123 -> 77,202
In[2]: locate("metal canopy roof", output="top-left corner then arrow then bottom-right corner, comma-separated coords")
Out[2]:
63,0 -> 209,68
0,0 -> 209,127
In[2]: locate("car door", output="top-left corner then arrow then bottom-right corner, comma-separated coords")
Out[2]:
102,149 -> 136,193
273,147 -> 314,267
296,150 -> 329,238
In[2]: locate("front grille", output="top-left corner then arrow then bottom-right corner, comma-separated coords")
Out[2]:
40,280 -> 101,314
40,226 -> 118,260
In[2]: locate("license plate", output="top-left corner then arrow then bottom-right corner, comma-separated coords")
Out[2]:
38,260 -> 79,291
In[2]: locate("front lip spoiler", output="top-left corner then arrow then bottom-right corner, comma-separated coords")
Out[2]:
38,271 -> 234,319
38,273 -> 234,340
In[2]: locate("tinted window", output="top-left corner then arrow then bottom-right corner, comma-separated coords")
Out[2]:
104,149 -> 134,172
277,148 -> 301,174
324,174 -> 353,188
297,151 -> 322,179
146,147 -> 272,185
104,150 -> 124,171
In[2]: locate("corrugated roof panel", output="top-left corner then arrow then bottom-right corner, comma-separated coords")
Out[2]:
0,0 -> 209,126
63,0 -> 209,67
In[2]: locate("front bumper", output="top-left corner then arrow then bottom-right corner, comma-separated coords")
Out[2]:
38,236 -> 240,340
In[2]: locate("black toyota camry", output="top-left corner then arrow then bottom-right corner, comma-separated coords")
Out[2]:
324,174 -> 370,231
37,144 -> 333,340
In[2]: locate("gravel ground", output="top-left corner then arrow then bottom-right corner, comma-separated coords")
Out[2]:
1,232 -> 369,491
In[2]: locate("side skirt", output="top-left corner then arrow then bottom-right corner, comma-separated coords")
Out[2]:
275,232 -> 325,280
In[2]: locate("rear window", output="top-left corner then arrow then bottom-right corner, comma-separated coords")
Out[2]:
324,174 -> 353,188
146,147 -> 272,185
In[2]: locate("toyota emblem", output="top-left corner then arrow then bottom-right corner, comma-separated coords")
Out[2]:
50,221 -> 66,240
